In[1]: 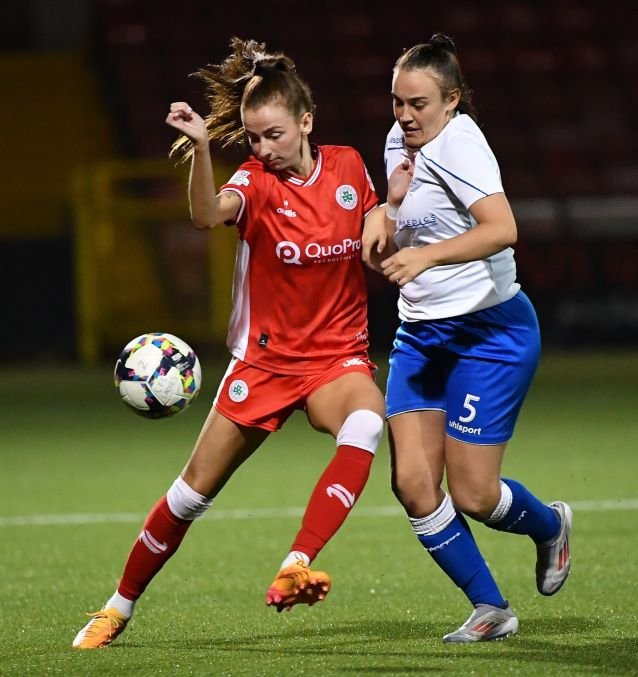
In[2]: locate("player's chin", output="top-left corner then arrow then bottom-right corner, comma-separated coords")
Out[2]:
404,139 -> 422,152
263,158 -> 283,169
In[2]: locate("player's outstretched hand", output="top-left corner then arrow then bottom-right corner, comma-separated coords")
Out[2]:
165,102 -> 209,149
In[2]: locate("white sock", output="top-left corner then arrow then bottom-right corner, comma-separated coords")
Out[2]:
486,480 -> 514,525
409,494 -> 456,536
105,591 -> 136,619
279,550 -> 310,569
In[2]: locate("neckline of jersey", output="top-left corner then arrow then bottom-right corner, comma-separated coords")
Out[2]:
281,146 -> 323,187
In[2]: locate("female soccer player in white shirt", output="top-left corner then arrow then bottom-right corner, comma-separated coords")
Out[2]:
363,33 -> 573,643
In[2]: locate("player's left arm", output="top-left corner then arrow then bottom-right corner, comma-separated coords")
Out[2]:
381,193 -> 517,286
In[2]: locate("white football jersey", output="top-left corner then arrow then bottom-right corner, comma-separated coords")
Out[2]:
384,113 -> 520,321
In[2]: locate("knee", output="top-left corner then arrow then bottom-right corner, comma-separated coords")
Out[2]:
391,476 -> 420,514
391,467 -> 415,501
391,468 -> 441,516
166,476 -> 213,521
337,410 -> 384,454
449,486 -> 500,522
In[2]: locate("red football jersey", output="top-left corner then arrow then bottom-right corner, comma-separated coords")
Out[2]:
220,145 -> 378,374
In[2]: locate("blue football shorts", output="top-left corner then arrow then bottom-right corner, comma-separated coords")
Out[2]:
385,291 -> 541,445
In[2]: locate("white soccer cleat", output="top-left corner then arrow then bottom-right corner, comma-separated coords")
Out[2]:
442,604 -> 519,643
536,501 -> 573,596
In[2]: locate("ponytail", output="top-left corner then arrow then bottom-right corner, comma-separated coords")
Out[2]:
394,33 -> 477,121
170,37 -> 314,161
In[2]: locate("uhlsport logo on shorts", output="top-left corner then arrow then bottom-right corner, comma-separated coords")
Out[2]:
335,184 -> 358,210
449,419 -> 482,435
229,379 -> 249,402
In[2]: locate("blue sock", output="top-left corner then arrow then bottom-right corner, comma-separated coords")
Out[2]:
485,478 -> 560,543
411,495 -> 506,608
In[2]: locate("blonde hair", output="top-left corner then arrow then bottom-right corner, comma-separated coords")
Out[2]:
170,37 -> 315,161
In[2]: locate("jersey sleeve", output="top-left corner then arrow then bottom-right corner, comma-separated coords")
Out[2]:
219,160 -> 268,234
355,152 -> 379,216
435,132 -> 504,210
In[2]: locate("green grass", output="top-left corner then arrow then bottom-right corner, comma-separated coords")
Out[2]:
1,351 -> 638,675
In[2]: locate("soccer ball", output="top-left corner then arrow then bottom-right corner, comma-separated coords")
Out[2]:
114,332 -> 202,419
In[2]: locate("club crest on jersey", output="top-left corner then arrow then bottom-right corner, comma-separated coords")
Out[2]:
336,184 -> 358,210
227,170 -> 251,187
228,379 -> 249,402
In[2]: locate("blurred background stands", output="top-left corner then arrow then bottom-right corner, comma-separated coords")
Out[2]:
1,0 -> 637,362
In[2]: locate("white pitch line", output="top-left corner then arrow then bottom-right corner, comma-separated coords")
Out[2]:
1,499 -> 638,528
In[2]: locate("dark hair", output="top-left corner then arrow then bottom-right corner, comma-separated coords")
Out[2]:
394,33 -> 477,121
170,37 -> 315,161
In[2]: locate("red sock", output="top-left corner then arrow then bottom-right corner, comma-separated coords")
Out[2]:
291,445 -> 373,562
117,496 -> 192,600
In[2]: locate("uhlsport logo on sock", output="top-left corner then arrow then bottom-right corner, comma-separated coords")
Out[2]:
426,531 -> 461,552
505,509 -> 528,531
326,483 -> 355,508
139,529 -> 168,554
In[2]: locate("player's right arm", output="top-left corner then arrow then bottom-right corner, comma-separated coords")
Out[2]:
166,102 -> 241,229
362,205 -> 397,272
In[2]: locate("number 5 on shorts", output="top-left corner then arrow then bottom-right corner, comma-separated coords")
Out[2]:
459,393 -> 480,423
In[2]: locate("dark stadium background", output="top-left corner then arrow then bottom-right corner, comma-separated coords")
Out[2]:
1,0 -> 636,362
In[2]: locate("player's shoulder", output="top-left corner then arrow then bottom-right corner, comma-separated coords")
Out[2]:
427,115 -> 500,186
317,145 -> 370,179
224,156 -> 268,189
428,114 -> 494,166
318,144 -> 364,162
441,114 -> 489,148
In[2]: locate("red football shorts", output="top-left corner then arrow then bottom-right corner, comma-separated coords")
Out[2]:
213,355 -> 376,431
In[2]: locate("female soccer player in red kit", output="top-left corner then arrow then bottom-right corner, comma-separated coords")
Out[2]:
72,37 -> 385,649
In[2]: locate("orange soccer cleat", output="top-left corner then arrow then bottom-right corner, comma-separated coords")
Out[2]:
72,608 -> 129,649
265,560 -> 332,612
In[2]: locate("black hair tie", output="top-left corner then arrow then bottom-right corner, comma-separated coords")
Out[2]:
429,33 -> 456,54
253,59 -> 289,75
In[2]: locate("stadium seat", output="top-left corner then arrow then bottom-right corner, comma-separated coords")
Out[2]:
90,0 -> 633,200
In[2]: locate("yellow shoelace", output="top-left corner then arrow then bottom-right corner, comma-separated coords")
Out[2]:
83,609 -> 126,637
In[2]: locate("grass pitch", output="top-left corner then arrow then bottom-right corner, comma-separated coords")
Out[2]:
1,351 -> 638,675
